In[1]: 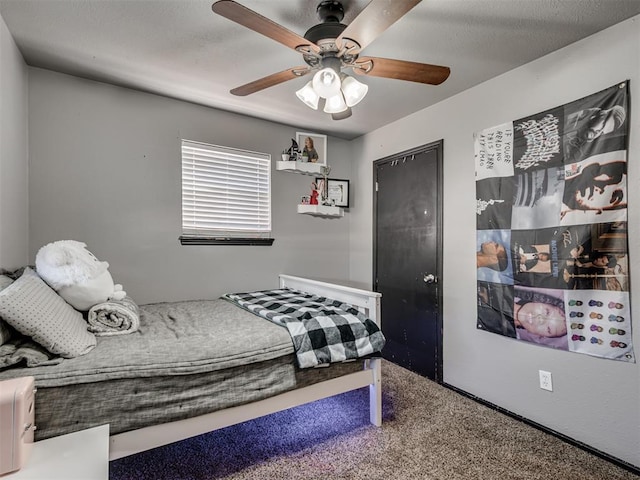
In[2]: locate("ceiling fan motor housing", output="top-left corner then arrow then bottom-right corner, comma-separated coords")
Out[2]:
303,21 -> 347,45
303,1 -> 350,68
317,1 -> 344,23
305,0 -> 347,43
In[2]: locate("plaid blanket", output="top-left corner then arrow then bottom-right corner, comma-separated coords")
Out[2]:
224,288 -> 385,368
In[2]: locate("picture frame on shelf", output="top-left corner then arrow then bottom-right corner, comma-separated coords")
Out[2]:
296,131 -> 327,166
315,178 -> 350,208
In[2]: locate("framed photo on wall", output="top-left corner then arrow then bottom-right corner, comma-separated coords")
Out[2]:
296,131 -> 327,166
316,178 -> 350,207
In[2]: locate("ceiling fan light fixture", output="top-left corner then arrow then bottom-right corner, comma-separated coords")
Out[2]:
332,107 -> 353,121
323,92 -> 348,114
341,75 -> 368,107
296,81 -> 320,110
312,67 -> 341,98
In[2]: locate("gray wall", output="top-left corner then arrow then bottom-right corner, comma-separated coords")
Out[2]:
27,69 -> 353,304
0,13 -> 28,269
350,16 -> 640,468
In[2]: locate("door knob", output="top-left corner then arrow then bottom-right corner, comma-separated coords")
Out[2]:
423,274 -> 437,284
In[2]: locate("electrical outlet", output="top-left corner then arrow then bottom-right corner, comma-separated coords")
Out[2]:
539,370 -> 553,391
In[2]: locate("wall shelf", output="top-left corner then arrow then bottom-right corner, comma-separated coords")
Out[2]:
297,204 -> 344,217
277,160 -> 343,217
276,161 -> 324,176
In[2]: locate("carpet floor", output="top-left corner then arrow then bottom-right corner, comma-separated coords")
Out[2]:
110,360 -> 638,480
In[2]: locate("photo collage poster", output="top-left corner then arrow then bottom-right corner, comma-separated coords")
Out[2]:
475,82 -> 634,362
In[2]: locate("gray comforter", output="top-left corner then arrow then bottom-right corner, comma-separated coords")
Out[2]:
0,299 -> 294,387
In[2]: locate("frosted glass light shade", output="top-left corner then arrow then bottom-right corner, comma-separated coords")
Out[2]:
324,92 -> 348,113
312,68 -> 341,98
341,75 -> 368,107
332,107 -> 352,120
296,81 -> 320,109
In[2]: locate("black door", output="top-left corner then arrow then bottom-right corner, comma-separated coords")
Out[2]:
373,141 -> 443,381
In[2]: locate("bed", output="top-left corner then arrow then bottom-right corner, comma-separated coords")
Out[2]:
0,274 -> 383,460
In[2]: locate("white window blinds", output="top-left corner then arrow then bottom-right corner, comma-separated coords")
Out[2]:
181,140 -> 271,238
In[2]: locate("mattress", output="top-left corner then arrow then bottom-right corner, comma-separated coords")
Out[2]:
0,299 -> 294,386
0,298 -> 364,440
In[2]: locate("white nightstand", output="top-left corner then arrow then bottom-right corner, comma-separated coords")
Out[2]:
5,424 -> 109,479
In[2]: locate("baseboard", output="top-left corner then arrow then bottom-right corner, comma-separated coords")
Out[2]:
442,382 -> 640,476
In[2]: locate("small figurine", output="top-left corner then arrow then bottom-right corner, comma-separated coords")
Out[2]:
310,182 -> 319,205
286,139 -> 299,161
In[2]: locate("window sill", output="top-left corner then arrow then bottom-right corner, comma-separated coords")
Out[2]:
179,236 -> 274,246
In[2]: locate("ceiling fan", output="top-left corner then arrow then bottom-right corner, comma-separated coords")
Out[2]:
211,0 -> 450,119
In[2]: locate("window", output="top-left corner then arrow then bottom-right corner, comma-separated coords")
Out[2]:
180,140 -> 273,245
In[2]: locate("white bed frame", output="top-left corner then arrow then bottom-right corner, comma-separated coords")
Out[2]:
109,274 -> 382,460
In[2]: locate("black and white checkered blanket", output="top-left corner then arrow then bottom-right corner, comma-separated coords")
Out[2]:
224,288 -> 385,368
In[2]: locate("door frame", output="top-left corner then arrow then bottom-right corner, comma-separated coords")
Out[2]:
372,140 -> 444,382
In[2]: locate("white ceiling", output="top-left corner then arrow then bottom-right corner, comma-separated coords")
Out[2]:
1,0 -> 640,140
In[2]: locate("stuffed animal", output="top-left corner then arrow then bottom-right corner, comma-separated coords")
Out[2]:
35,240 -> 126,311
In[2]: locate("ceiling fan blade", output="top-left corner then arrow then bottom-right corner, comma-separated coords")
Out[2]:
353,56 -> 450,85
230,67 -> 311,96
336,0 -> 421,53
212,1 -> 319,55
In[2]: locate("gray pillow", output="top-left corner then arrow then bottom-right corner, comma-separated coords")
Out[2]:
0,321 -> 11,346
0,275 -> 15,345
0,268 -> 96,358
0,275 -> 13,291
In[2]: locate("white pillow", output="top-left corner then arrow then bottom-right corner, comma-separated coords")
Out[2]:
0,268 -> 96,358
